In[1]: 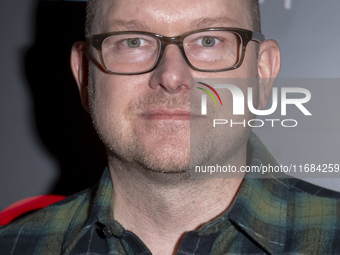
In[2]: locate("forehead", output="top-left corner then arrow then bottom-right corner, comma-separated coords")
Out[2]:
98,0 -> 251,35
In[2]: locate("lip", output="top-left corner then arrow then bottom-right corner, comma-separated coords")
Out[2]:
139,109 -> 201,120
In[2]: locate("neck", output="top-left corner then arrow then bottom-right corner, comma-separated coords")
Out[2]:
108,151 -> 246,255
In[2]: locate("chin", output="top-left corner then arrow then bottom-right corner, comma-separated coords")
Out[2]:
135,145 -> 191,173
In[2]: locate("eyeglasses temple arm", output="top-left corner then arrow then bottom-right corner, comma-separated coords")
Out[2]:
85,35 -> 92,42
252,32 -> 265,43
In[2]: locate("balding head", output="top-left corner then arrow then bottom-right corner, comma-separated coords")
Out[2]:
85,0 -> 261,35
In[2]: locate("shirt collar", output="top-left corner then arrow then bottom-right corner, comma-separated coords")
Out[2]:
227,177 -> 288,254
62,168 -> 118,253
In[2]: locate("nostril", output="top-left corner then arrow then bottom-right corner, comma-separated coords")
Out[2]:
159,83 -> 166,90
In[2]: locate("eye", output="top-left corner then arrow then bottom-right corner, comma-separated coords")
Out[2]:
197,36 -> 220,47
122,38 -> 148,48
127,38 -> 141,48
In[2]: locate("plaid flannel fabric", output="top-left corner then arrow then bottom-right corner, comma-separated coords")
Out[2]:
1,132 -> 340,255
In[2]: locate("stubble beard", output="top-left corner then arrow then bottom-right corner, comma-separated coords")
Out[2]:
88,69 -> 258,178
88,72 -> 192,175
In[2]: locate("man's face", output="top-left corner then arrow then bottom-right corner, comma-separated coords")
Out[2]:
88,0 -> 258,173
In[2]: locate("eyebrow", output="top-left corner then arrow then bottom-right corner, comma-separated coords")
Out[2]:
107,16 -> 241,33
108,19 -> 150,31
190,17 -> 241,29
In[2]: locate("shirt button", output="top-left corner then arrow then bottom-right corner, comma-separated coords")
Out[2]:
102,226 -> 113,238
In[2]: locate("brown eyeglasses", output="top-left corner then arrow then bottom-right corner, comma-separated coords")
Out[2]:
86,27 -> 265,75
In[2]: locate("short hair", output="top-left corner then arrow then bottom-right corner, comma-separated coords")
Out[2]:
85,0 -> 101,36
248,0 -> 261,33
85,0 -> 261,35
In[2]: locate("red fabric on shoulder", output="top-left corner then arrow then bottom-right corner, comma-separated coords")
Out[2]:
0,195 -> 66,225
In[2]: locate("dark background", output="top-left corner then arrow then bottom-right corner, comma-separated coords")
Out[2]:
1,0 -> 340,211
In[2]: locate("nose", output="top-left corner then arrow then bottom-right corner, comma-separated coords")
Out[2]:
149,44 -> 192,94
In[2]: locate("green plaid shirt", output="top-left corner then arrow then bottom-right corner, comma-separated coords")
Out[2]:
1,133 -> 340,254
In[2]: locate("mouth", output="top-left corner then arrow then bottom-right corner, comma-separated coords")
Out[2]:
139,109 -> 202,120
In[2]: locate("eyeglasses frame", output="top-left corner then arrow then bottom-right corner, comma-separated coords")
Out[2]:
85,27 -> 265,75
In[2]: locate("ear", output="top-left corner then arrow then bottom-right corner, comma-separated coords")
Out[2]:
257,39 -> 281,110
71,41 -> 90,112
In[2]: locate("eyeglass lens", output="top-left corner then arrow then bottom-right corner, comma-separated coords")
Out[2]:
101,31 -> 242,73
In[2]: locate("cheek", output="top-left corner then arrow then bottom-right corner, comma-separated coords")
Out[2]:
92,73 -> 144,113
243,44 -> 259,78
89,72 -> 153,135
89,74 -> 128,135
